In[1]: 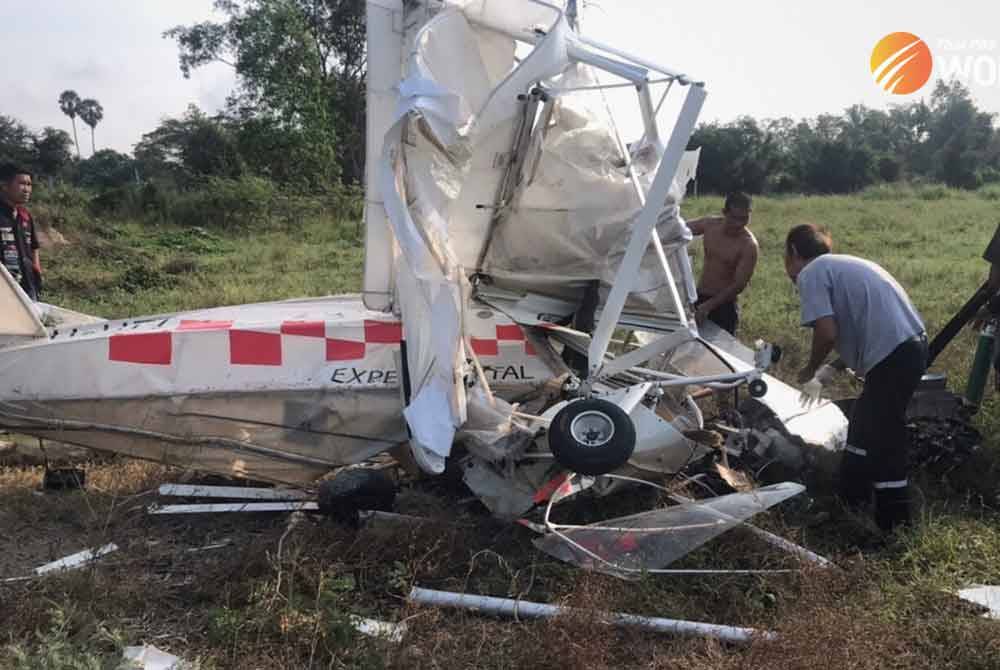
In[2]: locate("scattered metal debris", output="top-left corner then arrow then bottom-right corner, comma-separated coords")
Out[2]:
185,539 -> 234,553
35,542 -> 118,575
409,586 -> 776,644
148,502 -> 318,515
1,542 -> 119,583
158,483 -> 310,500
956,585 -> 1000,620
122,644 -> 183,670
349,616 -> 408,643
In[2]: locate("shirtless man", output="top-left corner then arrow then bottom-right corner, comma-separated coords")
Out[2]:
686,191 -> 758,335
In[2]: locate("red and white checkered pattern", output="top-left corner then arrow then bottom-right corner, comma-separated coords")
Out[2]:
468,324 -> 536,358
108,319 -> 403,366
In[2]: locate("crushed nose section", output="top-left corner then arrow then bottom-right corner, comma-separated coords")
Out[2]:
667,321 -> 849,453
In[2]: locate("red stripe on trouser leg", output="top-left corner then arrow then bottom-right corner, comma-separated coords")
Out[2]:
280,321 -> 326,338
470,338 -> 499,356
326,339 -> 366,361
496,325 -> 525,340
229,330 -> 282,365
364,320 -> 402,343
109,332 -> 172,365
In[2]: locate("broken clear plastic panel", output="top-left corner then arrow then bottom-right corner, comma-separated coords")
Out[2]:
534,480 -> 804,578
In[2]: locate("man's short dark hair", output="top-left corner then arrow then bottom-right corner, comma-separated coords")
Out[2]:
0,162 -> 31,184
724,191 -> 752,211
786,223 -> 832,260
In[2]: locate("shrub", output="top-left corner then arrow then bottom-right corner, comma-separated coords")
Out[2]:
167,176 -> 277,230
978,184 -> 1000,201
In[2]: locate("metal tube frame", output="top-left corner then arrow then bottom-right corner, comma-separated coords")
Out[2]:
467,5 -> 733,390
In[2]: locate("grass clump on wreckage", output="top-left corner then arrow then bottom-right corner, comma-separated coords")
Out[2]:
0,0 -> 847,583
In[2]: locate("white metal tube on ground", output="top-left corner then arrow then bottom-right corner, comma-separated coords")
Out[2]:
149,502 -> 319,514
158,484 -> 309,500
409,587 -> 775,644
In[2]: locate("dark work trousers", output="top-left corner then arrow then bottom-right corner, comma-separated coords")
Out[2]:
695,293 -> 739,335
840,334 -> 927,531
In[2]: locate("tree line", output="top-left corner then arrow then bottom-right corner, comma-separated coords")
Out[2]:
689,79 -> 999,194
0,0 -> 997,200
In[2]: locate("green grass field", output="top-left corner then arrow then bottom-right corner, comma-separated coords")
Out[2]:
3,186 -> 1000,669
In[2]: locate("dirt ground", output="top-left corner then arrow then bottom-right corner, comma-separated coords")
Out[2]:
2,434 -> 1000,669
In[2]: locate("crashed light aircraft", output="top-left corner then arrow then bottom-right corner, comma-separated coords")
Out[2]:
0,0 -> 847,575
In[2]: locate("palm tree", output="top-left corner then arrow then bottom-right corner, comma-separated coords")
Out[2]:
77,98 -> 104,155
58,90 -> 82,158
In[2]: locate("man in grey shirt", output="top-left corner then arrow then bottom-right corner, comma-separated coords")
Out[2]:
785,224 -> 926,532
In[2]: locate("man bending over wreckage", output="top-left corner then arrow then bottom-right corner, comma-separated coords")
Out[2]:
685,191 -> 758,335
785,223 -> 926,532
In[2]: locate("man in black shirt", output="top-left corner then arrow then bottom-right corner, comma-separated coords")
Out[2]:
0,163 -> 40,300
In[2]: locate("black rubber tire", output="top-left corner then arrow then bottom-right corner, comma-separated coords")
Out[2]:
748,379 -> 768,398
318,468 -> 396,525
548,398 -> 636,476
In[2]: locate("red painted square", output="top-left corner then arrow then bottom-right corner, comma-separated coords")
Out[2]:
364,320 -> 402,344
470,338 -> 498,357
326,338 -> 366,361
496,324 -> 525,340
524,340 -> 537,356
109,332 -> 172,365
177,319 -> 233,331
280,321 -> 326,338
229,330 -> 282,366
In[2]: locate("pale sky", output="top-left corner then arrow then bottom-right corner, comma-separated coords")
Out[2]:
2,1 -> 998,156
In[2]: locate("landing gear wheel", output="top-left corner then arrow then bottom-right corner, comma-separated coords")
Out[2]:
548,398 -> 636,476
318,468 -> 396,526
748,379 -> 768,398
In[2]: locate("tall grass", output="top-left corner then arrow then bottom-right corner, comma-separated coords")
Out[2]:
34,186 -> 364,318
3,190 -> 1000,669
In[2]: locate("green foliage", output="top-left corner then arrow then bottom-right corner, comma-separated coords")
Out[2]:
165,0 -> 364,184
166,175 -> 277,229
926,80 -> 994,189
2,606 -> 125,670
233,115 -> 340,191
40,185 -> 364,317
135,105 -> 244,184
690,79 -> 998,195
688,117 -> 780,194
0,114 -> 37,166
34,127 -> 75,179
154,226 -> 227,255
32,181 -> 92,211
77,150 -> 135,191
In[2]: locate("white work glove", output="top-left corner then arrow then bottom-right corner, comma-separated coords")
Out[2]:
799,364 -> 838,407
